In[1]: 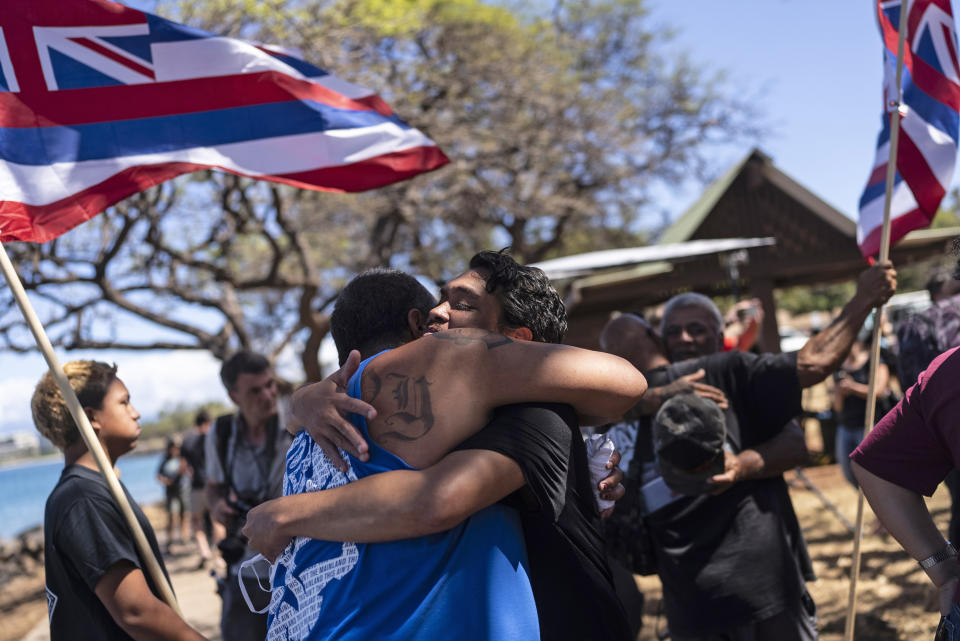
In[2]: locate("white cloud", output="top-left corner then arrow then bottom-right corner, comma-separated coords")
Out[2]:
0,374 -> 43,430
112,351 -> 229,418
0,349 -> 229,436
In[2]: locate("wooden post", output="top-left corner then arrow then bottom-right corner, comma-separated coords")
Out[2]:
750,277 -> 781,353
843,2 -> 907,639
0,240 -> 182,616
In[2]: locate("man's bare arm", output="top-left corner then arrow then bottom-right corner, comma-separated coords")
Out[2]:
852,461 -> 960,616
243,449 -> 526,561
95,562 -> 208,641
707,420 -> 808,494
795,262 -> 896,388
635,369 -> 728,415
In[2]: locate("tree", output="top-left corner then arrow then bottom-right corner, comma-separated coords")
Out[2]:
1,0 -> 760,380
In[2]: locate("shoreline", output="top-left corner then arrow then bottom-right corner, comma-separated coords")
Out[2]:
0,447 -> 168,542
0,439 -> 169,470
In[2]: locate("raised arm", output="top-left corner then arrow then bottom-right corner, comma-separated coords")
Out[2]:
795,262 -> 896,388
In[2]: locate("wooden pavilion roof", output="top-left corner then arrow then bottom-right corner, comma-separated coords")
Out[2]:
559,149 -> 960,349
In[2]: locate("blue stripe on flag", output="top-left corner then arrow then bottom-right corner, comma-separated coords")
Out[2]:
902,65 -> 960,141
882,3 -> 900,31
915,24 -> 944,76
146,15 -> 211,43
263,50 -> 330,79
50,49 -> 124,90
101,35 -> 154,63
0,100 -> 410,165
859,169 -> 903,210
0,66 -> 8,92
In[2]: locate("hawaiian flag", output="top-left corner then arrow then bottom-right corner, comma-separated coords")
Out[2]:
858,0 -> 960,258
0,0 -> 449,243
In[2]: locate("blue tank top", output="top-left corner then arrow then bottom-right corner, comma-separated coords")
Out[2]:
266,351 -> 540,641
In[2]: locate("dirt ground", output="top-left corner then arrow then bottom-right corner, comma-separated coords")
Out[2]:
635,463 -> 951,641
1,465 -> 952,641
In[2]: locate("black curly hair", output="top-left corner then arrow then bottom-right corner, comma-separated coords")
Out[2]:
468,250 -> 567,344
331,269 -> 437,365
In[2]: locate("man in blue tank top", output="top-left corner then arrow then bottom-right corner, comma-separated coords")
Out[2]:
254,266 -> 645,640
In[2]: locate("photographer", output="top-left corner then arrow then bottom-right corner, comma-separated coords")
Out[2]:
205,350 -> 291,641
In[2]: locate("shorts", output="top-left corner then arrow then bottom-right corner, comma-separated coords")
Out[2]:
190,488 -> 208,516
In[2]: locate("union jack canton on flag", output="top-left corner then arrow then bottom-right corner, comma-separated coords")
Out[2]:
858,0 -> 960,258
0,0 -> 449,243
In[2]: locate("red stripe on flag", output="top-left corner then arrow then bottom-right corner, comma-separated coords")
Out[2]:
0,148 -> 449,243
911,54 -> 960,110
273,146 -> 450,192
0,70 -> 386,128
867,162 -> 888,186
68,37 -> 155,80
352,94 -> 396,118
907,0 -> 927,44
895,129 -> 947,214
942,23 -> 960,81
859,206 -> 935,258
879,1 -> 960,110
1,0 -> 146,28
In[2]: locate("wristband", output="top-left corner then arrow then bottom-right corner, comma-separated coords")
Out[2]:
919,542 -> 958,569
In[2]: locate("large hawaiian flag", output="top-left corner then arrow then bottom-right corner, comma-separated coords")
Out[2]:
858,0 -> 960,258
0,0 -> 449,243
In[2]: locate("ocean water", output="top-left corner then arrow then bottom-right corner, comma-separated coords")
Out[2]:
0,452 -> 164,540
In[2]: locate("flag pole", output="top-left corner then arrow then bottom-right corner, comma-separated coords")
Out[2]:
843,3 -> 908,640
0,240 -> 182,617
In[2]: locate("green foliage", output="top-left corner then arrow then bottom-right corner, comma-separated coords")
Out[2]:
1,0 -> 761,382
775,281 -> 856,316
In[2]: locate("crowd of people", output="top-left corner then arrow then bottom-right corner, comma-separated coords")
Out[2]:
27,241 -> 960,641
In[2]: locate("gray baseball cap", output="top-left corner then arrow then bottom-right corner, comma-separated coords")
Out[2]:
653,393 -> 726,496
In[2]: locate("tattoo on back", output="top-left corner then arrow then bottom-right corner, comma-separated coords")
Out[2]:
428,328 -> 513,349
363,369 -> 435,443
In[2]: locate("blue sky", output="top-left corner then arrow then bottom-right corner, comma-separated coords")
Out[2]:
648,0 -> 892,217
1,0 -> 957,437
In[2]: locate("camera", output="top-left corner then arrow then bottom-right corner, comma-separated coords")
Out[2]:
217,495 -> 260,566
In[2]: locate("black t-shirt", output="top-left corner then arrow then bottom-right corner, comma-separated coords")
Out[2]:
180,429 -> 207,489
44,465 -> 169,641
641,351 -> 813,636
835,362 -> 870,429
457,403 -> 632,641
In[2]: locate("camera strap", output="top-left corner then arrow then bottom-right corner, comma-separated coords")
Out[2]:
222,413 -> 279,503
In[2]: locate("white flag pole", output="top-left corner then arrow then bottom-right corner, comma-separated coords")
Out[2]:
0,239 -> 182,616
843,2 -> 908,640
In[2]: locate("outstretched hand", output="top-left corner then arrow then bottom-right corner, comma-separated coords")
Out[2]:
290,350 -> 376,473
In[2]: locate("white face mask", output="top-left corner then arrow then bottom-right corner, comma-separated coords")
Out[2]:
238,553 -> 277,614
